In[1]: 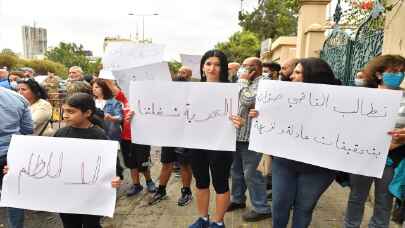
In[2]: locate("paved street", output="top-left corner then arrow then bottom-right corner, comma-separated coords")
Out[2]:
0,147 -> 399,228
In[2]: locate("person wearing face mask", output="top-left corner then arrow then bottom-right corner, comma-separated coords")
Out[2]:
226,57 -> 272,222
354,71 -> 367,87
343,55 -> 405,228
262,62 -> 281,80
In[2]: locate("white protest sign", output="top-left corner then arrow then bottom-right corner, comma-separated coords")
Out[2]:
180,54 -> 202,79
0,135 -> 118,217
113,62 -> 172,96
102,42 -> 165,70
129,81 -> 240,151
249,80 -> 402,178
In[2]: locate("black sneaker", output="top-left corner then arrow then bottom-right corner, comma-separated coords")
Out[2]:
242,210 -> 272,222
126,184 -> 143,197
148,189 -> 167,205
178,187 -> 192,206
226,202 -> 246,212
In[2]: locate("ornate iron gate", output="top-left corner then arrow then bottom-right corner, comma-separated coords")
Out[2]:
320,0 -> 385,85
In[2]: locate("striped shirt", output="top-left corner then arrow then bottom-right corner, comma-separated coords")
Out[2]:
236,75 -> 270,142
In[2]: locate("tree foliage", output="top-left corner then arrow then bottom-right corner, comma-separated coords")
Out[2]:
168,60 -> 182,77
239,0 -> 299,41
0,50 -> 67,77
215,31 -> 260,63
45,42 -> 100,76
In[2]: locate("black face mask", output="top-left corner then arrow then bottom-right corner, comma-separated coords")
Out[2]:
280,73 -> 291,81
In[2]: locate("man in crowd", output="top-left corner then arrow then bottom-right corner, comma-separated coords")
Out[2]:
228,62 -> 241,82
228,57 -> 272,222
279,58 -> 299,81
0,86 -> 33,228
0,68 -> 11,89
68,66 -> 84,81
148,66 -> 194,207
262,62 -> 281,80
66,66 -> 91,96
21,67 -> 34,78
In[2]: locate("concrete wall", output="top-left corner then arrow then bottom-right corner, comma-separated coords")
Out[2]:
267,36 -> 297,63
296,0 -> 330,58
382,0 -> 405,56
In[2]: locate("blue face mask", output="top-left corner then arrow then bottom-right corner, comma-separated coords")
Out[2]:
383,72 -> 405,89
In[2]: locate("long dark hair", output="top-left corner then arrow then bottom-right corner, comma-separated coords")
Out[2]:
93,78 -> 113,99
298,58 -> 341,85
200,50 -> 229,83
17,78 -> 48,100
64,93 -> 96,116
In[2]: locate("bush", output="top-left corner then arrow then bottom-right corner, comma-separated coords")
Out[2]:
0,53 -> 19,69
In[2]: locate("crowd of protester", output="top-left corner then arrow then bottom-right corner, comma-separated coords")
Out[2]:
1,51 -> 405,228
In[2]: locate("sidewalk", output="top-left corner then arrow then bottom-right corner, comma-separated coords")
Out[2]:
0,147 -> 400,227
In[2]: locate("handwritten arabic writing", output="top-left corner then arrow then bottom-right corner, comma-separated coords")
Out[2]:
18,152 -> 104,194
253,120 -> 381,158
136,98 -> 234,123
18,152 -> 63,194
64,156 -> 102,185
256,90 -> 388,118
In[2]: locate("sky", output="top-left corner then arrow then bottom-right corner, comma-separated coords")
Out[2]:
0,0 -> 258,60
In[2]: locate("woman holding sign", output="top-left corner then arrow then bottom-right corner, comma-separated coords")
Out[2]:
250,58 -> 341,228
188,50 -> 243,228
344,55 -> 405,228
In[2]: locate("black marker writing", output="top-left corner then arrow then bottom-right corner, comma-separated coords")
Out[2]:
18,152 -> 63,194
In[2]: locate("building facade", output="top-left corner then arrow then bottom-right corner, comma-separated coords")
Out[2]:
22,25 -> 47,59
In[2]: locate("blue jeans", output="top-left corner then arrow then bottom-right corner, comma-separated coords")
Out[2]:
343,166 -> 394,228
231,142 -> 271,214
272,157 -> 335,228
7,207 -> 24,228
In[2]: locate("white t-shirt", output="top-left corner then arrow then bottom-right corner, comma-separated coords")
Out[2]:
95,99 -> 106,110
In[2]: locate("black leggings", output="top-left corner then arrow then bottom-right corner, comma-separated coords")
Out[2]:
190,149 -> 233,194
59,213 -> 101,228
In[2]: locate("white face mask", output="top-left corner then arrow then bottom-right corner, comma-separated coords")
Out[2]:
354,78 -> 366,87
262,72 -> 270,77
10,81 -> 17,90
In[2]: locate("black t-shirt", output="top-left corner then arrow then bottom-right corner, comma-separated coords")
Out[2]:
54,126 -> 107,140
54,125 -> 123,179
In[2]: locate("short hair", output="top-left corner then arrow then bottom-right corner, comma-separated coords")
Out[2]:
200,50 -> 229,83
362,55 -> 405,88
9,71 -> 24,77
179,66 -> 192,77
298,58 -> 341,85
69,66 -> 83,74
93,78 -> 113,99
64,92 -> 96,115
263,62 -> 281,71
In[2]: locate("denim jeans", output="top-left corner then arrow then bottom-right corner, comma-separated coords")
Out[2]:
272,157 -> 335,228
231,142 -> 271,214
7,208 -> 24,228
343,166 -> 394,228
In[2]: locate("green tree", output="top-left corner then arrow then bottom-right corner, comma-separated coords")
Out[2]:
215,30 -> 260,63
239,0 -> 299,41
168,60 -> 182,77
1,48 -> 18,58
45,42 -> 98,75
